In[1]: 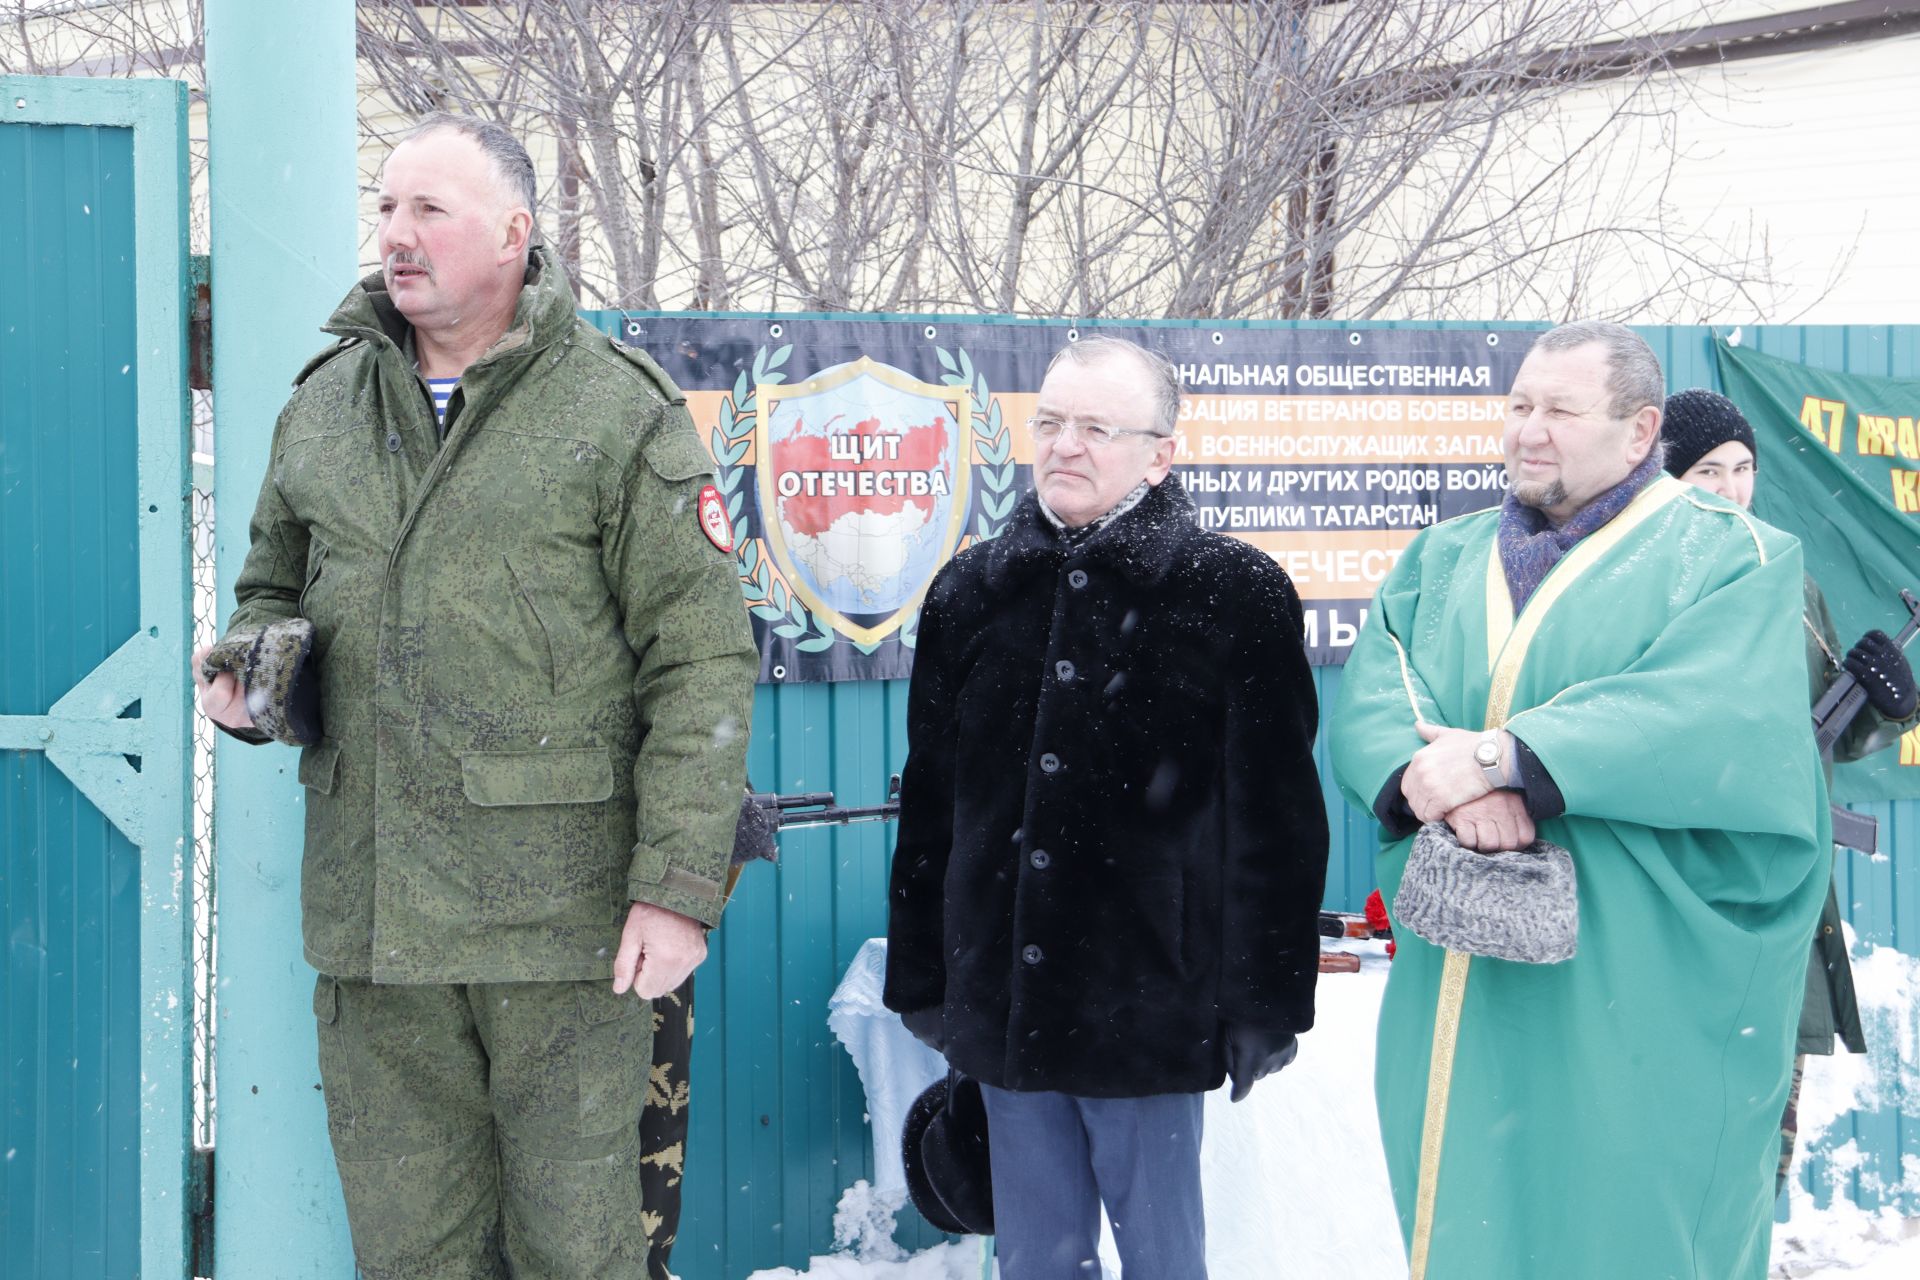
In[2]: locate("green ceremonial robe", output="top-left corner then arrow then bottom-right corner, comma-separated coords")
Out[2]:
1330,475 -> 1828,1280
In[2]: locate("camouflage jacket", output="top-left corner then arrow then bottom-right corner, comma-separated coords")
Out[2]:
1799,574 -> 1919,1053
224,246 -> 756,983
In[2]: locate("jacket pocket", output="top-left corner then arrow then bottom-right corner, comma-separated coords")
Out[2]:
298,540 -> 330,617
642,417 -> 715,482
503,550 -> 584,698
299,739 -> 341,795
460,747 -> 615,807
312,973 -> 339,1025
575,984 -> 650,1136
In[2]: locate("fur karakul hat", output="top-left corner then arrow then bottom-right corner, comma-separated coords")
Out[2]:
1393,822 -> 1578,965
901,1072 -> 994,1236
199,617 -> 324,747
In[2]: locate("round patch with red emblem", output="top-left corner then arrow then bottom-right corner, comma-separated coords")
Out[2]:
697,484 -> 734,553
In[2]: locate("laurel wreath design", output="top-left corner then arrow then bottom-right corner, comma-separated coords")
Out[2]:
937,345 -> 1017,542
710,343 -> 837,654
709,341 -> 1012,659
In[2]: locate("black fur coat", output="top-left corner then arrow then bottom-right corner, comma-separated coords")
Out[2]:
883,479 -> 1328,1097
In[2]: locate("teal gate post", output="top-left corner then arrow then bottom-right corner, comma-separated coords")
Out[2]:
0,76 -> 195,1280
202,2 -> 362,1276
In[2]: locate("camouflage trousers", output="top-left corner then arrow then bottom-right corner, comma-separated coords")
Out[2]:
640,976 -> 696,1280
313,974 -> 653,1280
1777,1053 -> 1807,1197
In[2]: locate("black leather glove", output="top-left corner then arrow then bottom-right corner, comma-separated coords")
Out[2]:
1844,630 -> 1918,720
900,1005 -> 946,1055
1225,1025 -> 1298,1102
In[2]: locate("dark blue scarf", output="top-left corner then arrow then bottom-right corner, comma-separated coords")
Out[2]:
1497,448 -> 1664,612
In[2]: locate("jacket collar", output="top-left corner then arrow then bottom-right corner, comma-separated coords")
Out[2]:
320,241 -> 578,372
982,478 -> 1197,595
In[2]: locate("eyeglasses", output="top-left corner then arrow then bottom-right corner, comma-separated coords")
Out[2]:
1026,417 -> 1171,447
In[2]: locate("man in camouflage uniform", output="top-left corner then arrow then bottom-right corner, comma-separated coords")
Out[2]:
193,114 -> 755,1280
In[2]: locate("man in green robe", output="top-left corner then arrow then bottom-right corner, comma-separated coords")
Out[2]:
1330,322 -> 1828,1280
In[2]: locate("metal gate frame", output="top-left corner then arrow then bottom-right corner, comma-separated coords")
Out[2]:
0,74 -> 195,1279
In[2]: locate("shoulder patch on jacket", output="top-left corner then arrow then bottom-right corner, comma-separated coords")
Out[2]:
609,338 -> 688,406
642,421 -> 716,483
293,338 -> 358,388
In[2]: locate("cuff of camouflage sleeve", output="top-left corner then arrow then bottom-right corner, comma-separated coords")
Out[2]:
629,879 -> 729,929
628,847 -> 730,928
214,720 -> 273,746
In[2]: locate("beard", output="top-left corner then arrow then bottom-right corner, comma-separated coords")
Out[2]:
1508,473 -> 1567,512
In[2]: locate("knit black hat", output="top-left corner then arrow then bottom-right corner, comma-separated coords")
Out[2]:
901,1073 -> 994,1236
1662,388 -> 1756,478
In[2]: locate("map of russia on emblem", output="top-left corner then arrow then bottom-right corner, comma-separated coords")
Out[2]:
755,357 -> 972,644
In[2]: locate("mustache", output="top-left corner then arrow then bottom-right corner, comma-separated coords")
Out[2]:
385,249 -> 433,278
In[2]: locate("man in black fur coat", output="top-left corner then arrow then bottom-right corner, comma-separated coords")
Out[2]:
884,336 -> 1328,1278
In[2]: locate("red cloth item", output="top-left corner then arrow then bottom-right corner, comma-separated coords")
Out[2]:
1364,889 -> 1396,959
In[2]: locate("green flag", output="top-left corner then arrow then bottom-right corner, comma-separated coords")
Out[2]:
1712,335 -> 1920,802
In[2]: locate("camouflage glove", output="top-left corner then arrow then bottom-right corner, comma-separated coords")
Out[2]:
199,618 -> 324,746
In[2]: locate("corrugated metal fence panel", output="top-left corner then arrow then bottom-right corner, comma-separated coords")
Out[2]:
0,120 -> 143,1280
676,678 -> 944,1278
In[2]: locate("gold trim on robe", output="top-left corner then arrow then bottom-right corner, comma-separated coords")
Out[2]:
1407,474 -> 1686,1280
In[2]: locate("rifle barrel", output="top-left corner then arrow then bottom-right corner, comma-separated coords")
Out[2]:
775,803 -> 901,830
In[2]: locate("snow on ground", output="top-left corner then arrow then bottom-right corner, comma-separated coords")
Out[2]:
746,935 -> 1919,1280
1769,931 -> 1920,1278
744,1239 -> 987,1280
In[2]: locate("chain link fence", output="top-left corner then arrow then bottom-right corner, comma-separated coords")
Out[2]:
190,389 -> 218,1155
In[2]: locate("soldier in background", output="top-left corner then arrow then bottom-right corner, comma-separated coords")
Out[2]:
193,114 -> 754,1280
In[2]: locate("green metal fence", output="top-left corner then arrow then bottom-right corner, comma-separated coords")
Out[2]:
1,75 -> 195,1280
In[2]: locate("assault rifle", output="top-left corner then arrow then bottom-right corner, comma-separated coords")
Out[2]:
733,780 -> 1382,970
731,777 -> 904,869
752,776 -> 904,831
1815,589 -> 1920,854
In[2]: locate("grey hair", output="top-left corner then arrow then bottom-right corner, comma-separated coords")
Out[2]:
1530,320 -> 1665,420
398,112 -> 537,216
1046,335 -> 1183,436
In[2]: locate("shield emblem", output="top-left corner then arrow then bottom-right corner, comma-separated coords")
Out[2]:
756,357 -> 972,645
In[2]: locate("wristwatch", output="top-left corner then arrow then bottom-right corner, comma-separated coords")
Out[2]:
1474,732 -> 1507,789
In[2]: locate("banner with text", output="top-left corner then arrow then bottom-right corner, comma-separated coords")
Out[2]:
1713,336 -> 1920,801
610,316 -> 1533,681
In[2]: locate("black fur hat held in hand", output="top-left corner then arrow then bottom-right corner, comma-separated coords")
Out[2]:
199,617 -> 324,747
1394,821 -> 1578,964
901,1072 -> 994,1236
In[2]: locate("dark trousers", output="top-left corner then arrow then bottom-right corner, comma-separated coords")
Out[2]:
978,1084 -> 1207,1280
